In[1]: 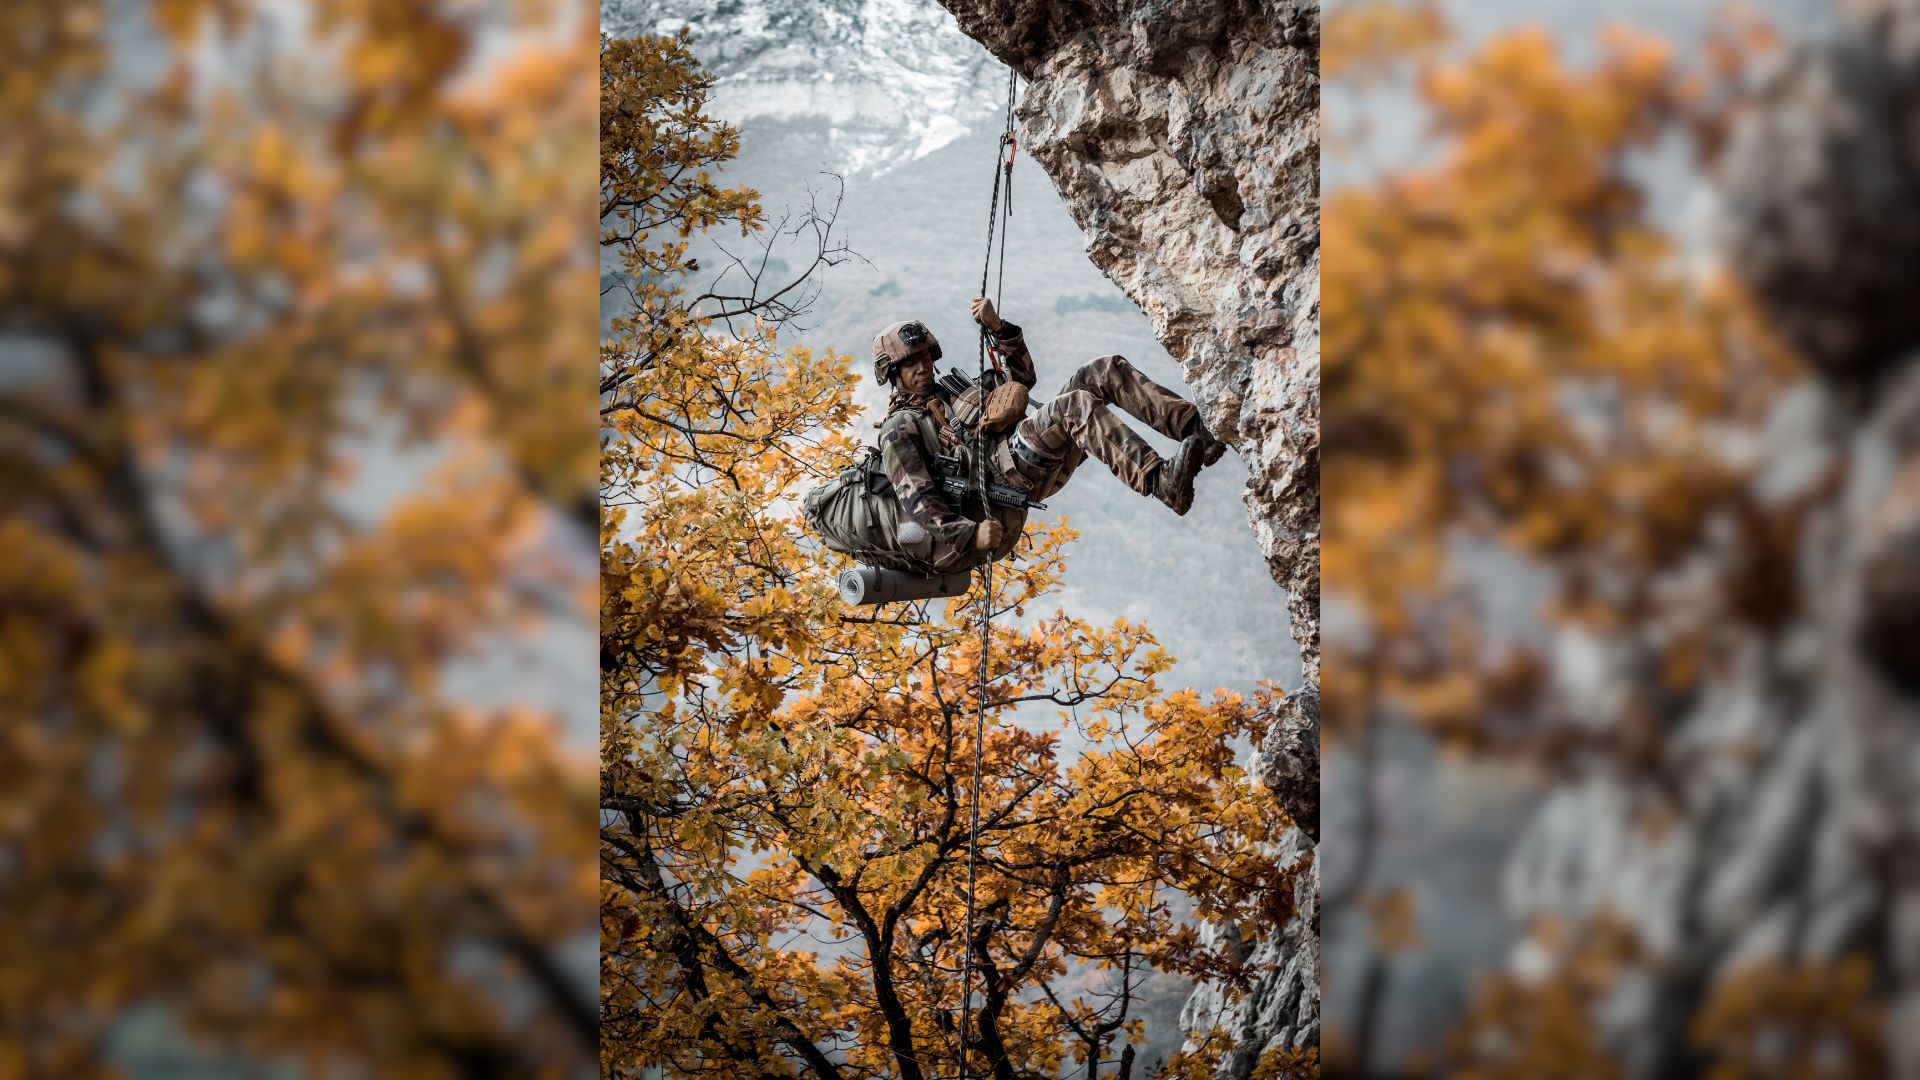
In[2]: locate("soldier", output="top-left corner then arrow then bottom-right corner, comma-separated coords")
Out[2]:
871,298 -> 1226,570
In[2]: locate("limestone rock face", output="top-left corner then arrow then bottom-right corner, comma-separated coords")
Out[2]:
1180,840 -> 1320,1076
931,1 -> 1320,1073
1257,687 -> 1320,846
1714,0 -> 1920,383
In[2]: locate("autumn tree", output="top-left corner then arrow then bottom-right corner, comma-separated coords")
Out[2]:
598,34 -> 1305,1080
0,0 -> 598,1073
1322,4 -> 1878,1076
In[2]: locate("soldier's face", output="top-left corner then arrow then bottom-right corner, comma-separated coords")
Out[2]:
899,353 -> 935,394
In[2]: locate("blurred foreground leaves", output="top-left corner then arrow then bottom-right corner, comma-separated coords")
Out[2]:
1,0 -> 598,1074
1324,4 -> 1798,751
1320,2 -> 1890,1077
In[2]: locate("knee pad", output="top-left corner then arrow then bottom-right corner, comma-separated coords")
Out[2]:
1008,426 -> 1065,476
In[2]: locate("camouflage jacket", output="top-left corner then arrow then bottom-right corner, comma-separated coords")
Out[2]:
879,405 -> 975,570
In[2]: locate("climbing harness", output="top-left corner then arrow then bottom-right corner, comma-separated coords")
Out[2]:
959,64 -> 1019,1080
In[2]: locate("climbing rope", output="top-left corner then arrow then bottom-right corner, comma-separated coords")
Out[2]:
959,66 -> 1019,1080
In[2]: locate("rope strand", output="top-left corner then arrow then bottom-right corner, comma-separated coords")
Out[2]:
959,65 -> 1018,1080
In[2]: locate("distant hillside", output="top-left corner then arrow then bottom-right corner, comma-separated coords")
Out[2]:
603,0 -> 1004,175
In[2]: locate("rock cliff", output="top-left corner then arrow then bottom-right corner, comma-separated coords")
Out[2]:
931,0 -> 1321,1071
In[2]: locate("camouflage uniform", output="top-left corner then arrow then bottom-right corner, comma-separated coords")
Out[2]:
873,316 -> 1037,574
877,400 -> 1025,572
983,322 -> 1202,503
878,400 -> 974,567
874,316 -> 1209,571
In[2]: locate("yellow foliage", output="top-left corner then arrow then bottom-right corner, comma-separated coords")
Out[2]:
1253,1043 -> 1322,1080
1692,956 -> 1884,1079
1323,0 -> 1447,83
1365,887 -> 1424,955
1432,919 -> 1639,1080
1324,7 -> 1879,1078
1,0 -> 598,1072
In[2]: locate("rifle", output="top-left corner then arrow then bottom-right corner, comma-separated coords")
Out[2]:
935,368 -> 984,402
931,452 -> 1047,512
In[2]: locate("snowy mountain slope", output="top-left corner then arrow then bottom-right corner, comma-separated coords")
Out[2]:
603,0 -> 1009,174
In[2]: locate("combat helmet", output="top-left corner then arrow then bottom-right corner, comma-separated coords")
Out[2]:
872,319 -> 942,385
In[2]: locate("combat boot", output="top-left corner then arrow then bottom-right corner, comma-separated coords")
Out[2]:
1182,418 -> 1228,467
1151,435 -> 1206,516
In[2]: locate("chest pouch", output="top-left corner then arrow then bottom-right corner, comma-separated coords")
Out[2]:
981,381 -> 1027,431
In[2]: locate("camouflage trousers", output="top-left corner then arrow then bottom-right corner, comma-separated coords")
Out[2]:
997,354 -> 1199,500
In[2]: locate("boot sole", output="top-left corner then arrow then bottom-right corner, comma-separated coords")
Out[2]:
1161,440 -> 1206,516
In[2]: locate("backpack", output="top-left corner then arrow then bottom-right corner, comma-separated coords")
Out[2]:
802,409 -> 951,575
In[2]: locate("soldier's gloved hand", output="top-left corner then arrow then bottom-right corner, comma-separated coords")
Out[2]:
972,517 -> 1005,551
970,297 -> 1002,332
